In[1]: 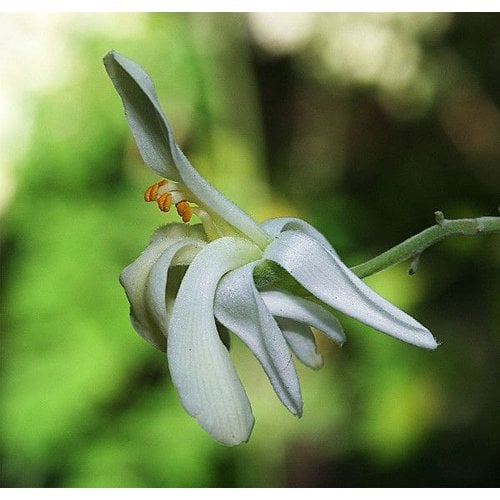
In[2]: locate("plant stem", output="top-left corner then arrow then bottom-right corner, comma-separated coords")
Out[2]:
351,212 -> 500,278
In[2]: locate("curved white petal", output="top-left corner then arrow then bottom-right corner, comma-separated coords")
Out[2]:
261,290 -> 345,346
104,50 -> 180,179
275,319 -> 324,370
214,263 -> 303,416
168,237 -> 262,446
261,217 -> 338,257
264,231 -> 438,350
104,51 -> 271,249
146,239 -> 206,337
120,224 -> 206,351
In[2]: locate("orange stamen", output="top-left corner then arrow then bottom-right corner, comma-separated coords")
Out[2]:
144,180 -> 167,202
176,201 -> 193,223
157,192 -> 172,212
143,180 -> 194,223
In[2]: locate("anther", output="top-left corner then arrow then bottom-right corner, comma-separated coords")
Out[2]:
144,180 -> 167,202
143,179 -> 194,223
157,192 -> 172,212
176,201 -> 193,223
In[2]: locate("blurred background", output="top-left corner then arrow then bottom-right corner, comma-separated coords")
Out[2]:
0,12 -> 499,487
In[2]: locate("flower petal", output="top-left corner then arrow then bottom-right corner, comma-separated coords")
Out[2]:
120,224 -> 205,351
146,239 -> 206,338
275,319 -> 324,370
260,289 -> 345,370
261,290 -> 346,369
104,50 -> 179,179
261,217 -> 338,257
214,263 -> 303,416
168,237 -> 261,446
261,290 -> 345,346
264,231 -> 438,349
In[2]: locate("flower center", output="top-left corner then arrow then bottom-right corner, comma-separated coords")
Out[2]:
144,180 -> 194,223
143,179 -> 259,243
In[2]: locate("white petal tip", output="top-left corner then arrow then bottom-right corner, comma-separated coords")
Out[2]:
281,396 -> 303,417
182,398 -> 255,447
214,429 -> 254,447
311,357 -> 324,370
405,329 -> 439,350
424,336 -> 440,350
214,414 -> 255,446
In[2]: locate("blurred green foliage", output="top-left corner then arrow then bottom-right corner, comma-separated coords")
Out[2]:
1,12 -> 499,487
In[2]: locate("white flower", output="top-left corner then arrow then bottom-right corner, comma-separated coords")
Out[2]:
104,51 -> 438,446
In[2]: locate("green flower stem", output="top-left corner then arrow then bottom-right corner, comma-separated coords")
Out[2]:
351,212 -> 500,278
253,212 -> 500,291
